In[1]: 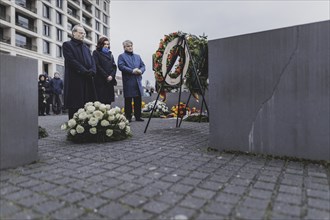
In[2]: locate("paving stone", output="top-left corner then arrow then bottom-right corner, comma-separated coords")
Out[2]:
101,189 -> 127,200
248,189 -> 273,200
61,191 -> 90,203
179,196 -> 207,209
222,185 -> 246,195
50,205 -> 85,219
304,208 -> 330,220
78,196 -> 108,210
241,197 -> 270,210
191,188 -> 216,200
214,192 -> 241,204
121,210 -> 154,220
307,198 -> 330,211
120,194 -> 147,207
272,202 -> 302,217
275,193 -> 302,205
253,181 -> 276,191
143,201 -> 170,214
16,194 -> 49,207
196,212 -> 225,220
203,201 -> 233,216
156,191 -> 185,204
235,206 -> 266,219
3,189 -> 33,200
136,186 -> 162,198
0,200 -> 22,217
170,184 -> 194,194
199,181 -> 223,191
33,200 -> 65,214
306,189 -> 330,201
161,206 -> 196,219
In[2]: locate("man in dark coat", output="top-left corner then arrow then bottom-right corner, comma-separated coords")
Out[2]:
92,37 -> 117,104
118,40 -> 145,122
63,24 -> 97,119
49,71 -> 64,114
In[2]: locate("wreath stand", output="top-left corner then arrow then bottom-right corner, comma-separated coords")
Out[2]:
144,34 -> 209,133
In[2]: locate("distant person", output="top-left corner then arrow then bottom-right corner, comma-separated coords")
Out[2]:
118,40 -> 145,122
50,72 -> 64,114
38,74 -> 50,116
45,75 -> 52,115
92,37 -> 117,105
62,24 -> 97,119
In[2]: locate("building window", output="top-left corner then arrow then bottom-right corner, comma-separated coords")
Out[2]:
56,0 -> 63,9
16,14 -> 29,29
43,40 -> 50,54
15,0 -> 26,7
96,0 -> 99,5
57,28 -> 63,41
95,33 -> 99,43
95,8 -> 100,19
103,26 -> 108,36
43,4 -> 50,19
67,22 -> 73,31
103,1 -> 107,11
56,45 -> 62,57
16,33 -> 31,48
103,14 -> 108,24
95,21 -> 100,31
0,5 -> 6,18
56,12 -> 62,25
43,23 -> 51,37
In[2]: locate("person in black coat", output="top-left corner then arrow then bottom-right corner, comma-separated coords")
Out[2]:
62,24 -> 97,119
92,37 -> 117,105
38,74 -> 51,116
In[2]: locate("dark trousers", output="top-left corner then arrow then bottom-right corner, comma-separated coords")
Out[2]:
52,94 -> 63,114
68,108 -> 79,119
125,96 -> 141,120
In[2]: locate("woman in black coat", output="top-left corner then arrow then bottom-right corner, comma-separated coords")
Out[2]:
92,37 -> 117,104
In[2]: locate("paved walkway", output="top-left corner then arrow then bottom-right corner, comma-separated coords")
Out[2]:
1,115 -> 329,219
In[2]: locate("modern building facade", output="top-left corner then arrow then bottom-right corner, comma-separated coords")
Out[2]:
0,0 -> 122,94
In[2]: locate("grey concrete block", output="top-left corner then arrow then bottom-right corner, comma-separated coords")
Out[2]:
0,54 -> 38,169
209,21 -> 330,161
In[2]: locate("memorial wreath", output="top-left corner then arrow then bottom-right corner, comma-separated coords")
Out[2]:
153,31 -> 208,101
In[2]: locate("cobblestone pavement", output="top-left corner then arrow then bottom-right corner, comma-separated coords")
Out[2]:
1,115 -> 329,219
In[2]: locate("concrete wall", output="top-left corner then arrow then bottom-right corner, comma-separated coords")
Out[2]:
0,54 -> 38,169
209,20 -> 329,161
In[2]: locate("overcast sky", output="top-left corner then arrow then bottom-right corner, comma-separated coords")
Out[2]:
109,0 -> 329,86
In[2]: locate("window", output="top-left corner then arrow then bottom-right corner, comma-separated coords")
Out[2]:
96,0 -> 99,5
57,28 -> 63,41
43,40 -> 50,54
103,26 -> 108,36
103,14 -> 108,24
43,23 -> 51,37
43,4 -> 50,19
16,33 -> 31,48
67,22 -> 73,31
16,14 -> 29,29
56,12 -> 62,25
15,0 -> 26,7
95,21 -> 100,31
56,45 -> 62,57
95,33 -> 99,43
0,5 -> 6,18
103,1 -> 107,11
56,0 -> 63,9
95,8 -> 100,19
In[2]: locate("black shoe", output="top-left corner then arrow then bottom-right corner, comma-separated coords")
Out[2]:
136,118 -> 144,122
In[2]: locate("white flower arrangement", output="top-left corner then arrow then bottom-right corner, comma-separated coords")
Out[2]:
61,101 -> 132,143
142,100 -> 169,114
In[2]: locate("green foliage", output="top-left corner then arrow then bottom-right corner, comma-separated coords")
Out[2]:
38,126 -> 48,139
184,115 -> 209,122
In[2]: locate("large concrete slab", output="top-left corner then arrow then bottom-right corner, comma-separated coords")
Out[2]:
209,20 -> 330,161
0,54 -> 38,169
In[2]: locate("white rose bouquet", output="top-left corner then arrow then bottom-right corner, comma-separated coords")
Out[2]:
61,101 -> 132,143
142,100 -> 169,114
